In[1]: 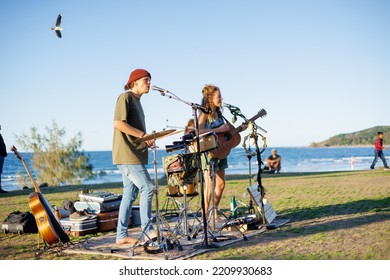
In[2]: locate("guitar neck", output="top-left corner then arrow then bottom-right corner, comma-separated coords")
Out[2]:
231,111 -> 265,135
11,146 -> 41,193
20,157 -> 41,193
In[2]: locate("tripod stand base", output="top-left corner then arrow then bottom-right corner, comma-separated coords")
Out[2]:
143,236 -> 175,254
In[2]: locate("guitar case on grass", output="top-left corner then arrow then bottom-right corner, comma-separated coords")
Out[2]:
1,210 -> 38,234
96,210 -> 133,232
60,217 -> 98,237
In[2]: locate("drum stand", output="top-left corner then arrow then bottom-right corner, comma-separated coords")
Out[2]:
172,182 -> 202,241
205,158 -> 247,241
129,136 -> 183,259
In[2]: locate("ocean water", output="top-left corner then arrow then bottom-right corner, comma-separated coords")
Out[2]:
1,146 -> 382,192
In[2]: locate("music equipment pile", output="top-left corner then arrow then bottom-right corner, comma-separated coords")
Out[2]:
9,104 -> 276,257
66,190 -> 136,236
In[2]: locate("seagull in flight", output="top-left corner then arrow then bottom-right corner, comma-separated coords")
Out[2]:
51,14 -> 62,38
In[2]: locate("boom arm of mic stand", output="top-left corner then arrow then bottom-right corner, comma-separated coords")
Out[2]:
158,90 -> 209,114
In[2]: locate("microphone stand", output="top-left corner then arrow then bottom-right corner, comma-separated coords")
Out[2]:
155,87 -> 217,249
229,104 -> 267,223
251,123 -> 267,224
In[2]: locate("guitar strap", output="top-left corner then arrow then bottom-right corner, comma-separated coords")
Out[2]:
221,115 -> 231,125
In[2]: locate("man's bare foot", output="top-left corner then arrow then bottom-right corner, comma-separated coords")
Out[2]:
145,230 -> 158,239
116,236 -> 137,245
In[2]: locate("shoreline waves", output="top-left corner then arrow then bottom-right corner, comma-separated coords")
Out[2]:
1,146 -> 383,192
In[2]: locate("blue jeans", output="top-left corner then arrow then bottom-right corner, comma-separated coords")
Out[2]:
116,164 -> 155,241
370,150 -> 388,169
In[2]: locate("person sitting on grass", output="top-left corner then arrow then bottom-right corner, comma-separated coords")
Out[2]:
264,149 -> 281,173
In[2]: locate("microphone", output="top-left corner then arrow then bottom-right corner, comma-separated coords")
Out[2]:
152,85 -> 171,94
199,107 -> 211,115
223,102 -> 239,110
223,102 -> 241,114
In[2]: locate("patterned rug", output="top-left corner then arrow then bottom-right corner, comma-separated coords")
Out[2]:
63,216 -> 290,260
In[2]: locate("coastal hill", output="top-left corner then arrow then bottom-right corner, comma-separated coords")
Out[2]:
309,126 -> 390,147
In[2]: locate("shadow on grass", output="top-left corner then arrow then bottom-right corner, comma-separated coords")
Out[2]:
284,197 -> 390,222
212,197 -> 390,256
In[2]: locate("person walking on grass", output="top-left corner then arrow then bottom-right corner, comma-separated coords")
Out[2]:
370,131 -> 390,170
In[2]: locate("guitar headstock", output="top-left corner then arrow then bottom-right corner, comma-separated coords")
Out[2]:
257,109 -> 267,119
244,109 -> 267,125
242,109 -> 268,130
11,146 -> 22,160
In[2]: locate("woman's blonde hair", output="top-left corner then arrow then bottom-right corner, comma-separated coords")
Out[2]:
201,84 -> 222,119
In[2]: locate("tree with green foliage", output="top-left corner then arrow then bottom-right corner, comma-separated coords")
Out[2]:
15,121 -> 94,187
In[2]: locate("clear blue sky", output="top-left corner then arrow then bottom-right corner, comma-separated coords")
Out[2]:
1,0 -> 389,151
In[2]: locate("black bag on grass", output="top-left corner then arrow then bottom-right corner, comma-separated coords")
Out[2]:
1,210 -> 38,234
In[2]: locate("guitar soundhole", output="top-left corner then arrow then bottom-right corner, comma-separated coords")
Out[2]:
224,133 -> 232,141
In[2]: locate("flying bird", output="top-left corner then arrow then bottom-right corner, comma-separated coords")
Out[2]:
51,14 -> 62,38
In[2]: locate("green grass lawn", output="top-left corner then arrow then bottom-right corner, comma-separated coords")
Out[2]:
1,170 -> 389,260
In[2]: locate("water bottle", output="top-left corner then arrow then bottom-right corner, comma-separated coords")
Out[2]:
230,196 -> 238,218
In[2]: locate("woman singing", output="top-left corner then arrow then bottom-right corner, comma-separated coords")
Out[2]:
198,84 -> 246,220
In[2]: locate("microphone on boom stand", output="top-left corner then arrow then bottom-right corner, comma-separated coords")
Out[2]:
152,85 -> 171,95
223,102 -> 244,123
223,102 -> 241,116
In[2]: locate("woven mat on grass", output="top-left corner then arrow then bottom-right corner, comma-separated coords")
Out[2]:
63,217 -> 290,260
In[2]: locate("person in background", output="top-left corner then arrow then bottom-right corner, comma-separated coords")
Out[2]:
112,69 -> 157,245
184,118 -> 195,135
370,131 -> 390,170
265,149 -> 282,173
0,126 -> 8,193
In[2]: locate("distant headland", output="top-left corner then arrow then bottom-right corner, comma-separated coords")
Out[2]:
309,126 -> 390,147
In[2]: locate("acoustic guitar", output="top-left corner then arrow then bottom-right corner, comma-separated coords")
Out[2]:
209,109 -> 267,159
11,146 -> 69,246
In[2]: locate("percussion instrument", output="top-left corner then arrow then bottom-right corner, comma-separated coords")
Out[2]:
166,182 -> 197,196
163,153 -> 200,187
134,129 -> 182,143
166,185 -> 180,196
179,183 -> 197,196
165,132 -> 195,153
187,131 -> 218,153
